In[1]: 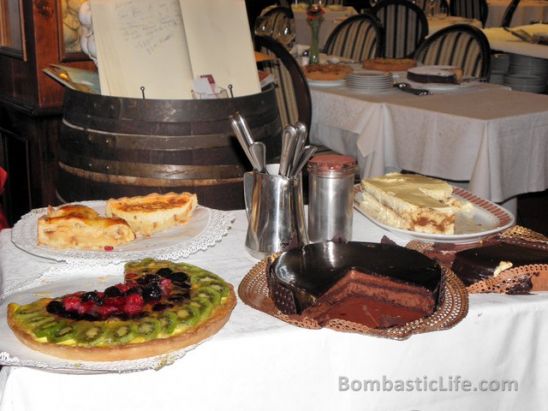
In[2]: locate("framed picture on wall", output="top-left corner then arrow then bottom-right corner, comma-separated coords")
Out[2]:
57,0 -> 89,61
0,0 -> 26,60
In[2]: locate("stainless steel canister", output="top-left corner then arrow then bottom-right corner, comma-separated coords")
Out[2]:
307,154 -> 357,243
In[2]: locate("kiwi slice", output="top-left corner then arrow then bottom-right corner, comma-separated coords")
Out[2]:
75,322 -> 106,346
132,318 -> 160,340
195,287 -> 222,305
33,319 -> 62,339
189,299 -> 213,320
49,322 -> 77,343
106,322 -> 134,345
24,314 -> 55,329
158,311 -> 178,335
192,273 -> 222,285
207,282 -> 229,299
174,305 -> 200,327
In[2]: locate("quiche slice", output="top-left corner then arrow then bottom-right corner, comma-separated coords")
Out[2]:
37,204 -> 135,250
105,192 -> 198,237
7,259 -> 236,362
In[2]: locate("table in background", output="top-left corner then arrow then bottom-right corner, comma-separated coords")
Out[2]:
292,4 -> 357,47
1,210 -> 548,411
428,15 -> 482,35
487,0 -> 548,27
309,83 -> 548,204
483,23 -> 548,58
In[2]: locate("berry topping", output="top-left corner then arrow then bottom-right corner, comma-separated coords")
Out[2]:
156,267 -> 173,277
123,293 -> 144,316
159,278 -> 173,295
142,283 -> 162,302
63,295 -> 82,312
104,246 -> 114,251
81,291 -> 101,304
46,300 -> 65,315
104,286 -> 122,298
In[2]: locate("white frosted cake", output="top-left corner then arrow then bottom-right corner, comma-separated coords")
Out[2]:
360,173 -> 472,235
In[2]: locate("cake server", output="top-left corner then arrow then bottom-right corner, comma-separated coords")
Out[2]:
249,142 -> 267,174
394,82 -> 430,96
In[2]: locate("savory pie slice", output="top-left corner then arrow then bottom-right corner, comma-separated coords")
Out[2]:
7,259 -> 236,361
105,192 -> 198,237
37,204 -> 135,250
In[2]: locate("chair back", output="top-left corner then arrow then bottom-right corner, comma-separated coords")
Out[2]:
449,0 -> 489,27
501,0 -> 520,27
255,6 -> 294,39
414,24 -> 491,78
323,13 -> 384,62
373,0 -> 428,58
255,35 -> 312,131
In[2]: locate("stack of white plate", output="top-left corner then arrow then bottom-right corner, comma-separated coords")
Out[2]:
345,70 -> 393,93
503,73 -> 547,93
503,54 -> 548,93
489,53 -> 510,85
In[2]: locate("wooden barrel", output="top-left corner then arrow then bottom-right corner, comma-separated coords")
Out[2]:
57,86 -> 281,210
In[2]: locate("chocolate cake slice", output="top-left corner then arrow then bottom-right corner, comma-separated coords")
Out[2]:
452,243 -> 548,286
268,242 -> 442,328
407,65 -> 463,84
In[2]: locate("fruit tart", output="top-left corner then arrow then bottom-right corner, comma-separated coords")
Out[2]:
7,259 -> 236,361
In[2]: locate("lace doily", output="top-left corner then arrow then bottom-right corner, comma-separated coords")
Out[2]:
238,256 -> 469,340
11,202 -> 234,265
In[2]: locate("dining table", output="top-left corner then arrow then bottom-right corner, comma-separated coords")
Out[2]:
483,23 -> 548,58
427,15 -> 482,35
309,80 -> 548,205
291,3 -> 358,47
486,0 -> 548,27
0,208 -> 548,411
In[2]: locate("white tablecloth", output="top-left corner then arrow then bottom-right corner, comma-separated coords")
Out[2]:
1,211 -> 548,411
292,5 -> 357,48
483,23 -> 548,58
428,16 -> 483,35
309,83 -> 548,203
487,0 -> 548,27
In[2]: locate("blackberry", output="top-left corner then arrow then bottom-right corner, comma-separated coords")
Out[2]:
137,274 -> 161,285
156,267 -> 173,278
142,283 -> 162,302
81,291 -> 101,303
153,303 -> 174,311
46,300 -> 65,315
104,286 -> 122,298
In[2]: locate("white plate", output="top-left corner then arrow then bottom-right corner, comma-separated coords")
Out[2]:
307,78 -> 346,88
406,79 -> 472,91
0,272 -> 207,373
11,201 -> 233,263
354,185 -> 515,243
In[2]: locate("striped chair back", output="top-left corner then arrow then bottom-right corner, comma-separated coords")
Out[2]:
255,6 -> 294,39
414,24 -> 491,78
323,14 -> 384,62
449,0 -> 488,27
255,36 -> 312,130
373,0 -> 428,58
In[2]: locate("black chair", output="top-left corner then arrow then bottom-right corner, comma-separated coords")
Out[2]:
414,24 -> 491,79
254,6 -> 294,40
323,13 -> 384,62
449,0 -> 489,27
501,0 -> 520,27
372,0 -> 428,58
255,35 -> 312,131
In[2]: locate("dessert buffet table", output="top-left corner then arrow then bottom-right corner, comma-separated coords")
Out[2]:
486,0 -> 548,27
1,211 -> 548,410
309,83 -> 548,204
483,23 -> 548,58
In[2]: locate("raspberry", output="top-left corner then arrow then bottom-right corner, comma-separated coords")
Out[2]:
63,295 -> 82,312
96,305 -> 118,319
78,301 -> 96,315
104,246 -> 114,251
123,293 -> 144,316
104,296 -> 125,308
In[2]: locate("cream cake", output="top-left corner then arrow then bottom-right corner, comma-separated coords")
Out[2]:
360,173 -> 472,235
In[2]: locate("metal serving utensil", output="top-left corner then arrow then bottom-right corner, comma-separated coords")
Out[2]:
292,122 -> 308,173
249,142 -> 267,173
393,82 -> 430,96
291,145 -> 319,178
229,114 -> 260,171
279,125 -> 298,177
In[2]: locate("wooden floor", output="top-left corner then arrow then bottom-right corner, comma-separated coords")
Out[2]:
517,189 -> 548,236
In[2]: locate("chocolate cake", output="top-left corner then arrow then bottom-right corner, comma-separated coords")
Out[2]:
268,242 -> 441,328
452,243 -> 548,286
407,65 -> 463,84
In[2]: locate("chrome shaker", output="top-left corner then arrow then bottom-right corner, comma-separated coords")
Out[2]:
307,154 -> 357,243
244,171 -> 308,259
